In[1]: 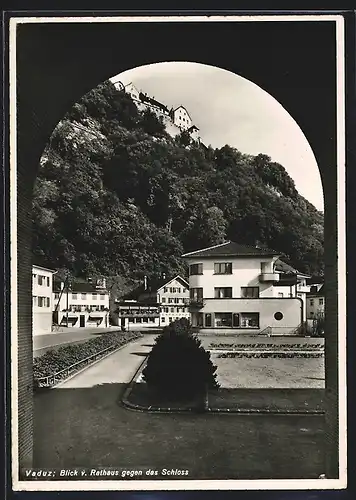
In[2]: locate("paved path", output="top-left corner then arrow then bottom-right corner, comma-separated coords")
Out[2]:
57,334 -> 156,388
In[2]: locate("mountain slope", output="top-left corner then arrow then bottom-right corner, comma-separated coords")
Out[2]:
32,80 -> 324,286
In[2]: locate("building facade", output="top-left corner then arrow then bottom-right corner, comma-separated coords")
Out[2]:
32,265 -> 57,335
116,275 -> 190,328
53,278 -> 110,328
182,241 -> 307,335
170,105 -> 193,131
306,284 -> 325,319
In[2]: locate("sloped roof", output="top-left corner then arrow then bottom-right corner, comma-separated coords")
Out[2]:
182,241 -> 280,259
274,259 -> 310,277
307,284 -> 325,297
120,275 -> 189,300
53,278 -> 108,293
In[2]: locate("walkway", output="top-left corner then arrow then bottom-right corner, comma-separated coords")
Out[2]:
33,334 -> 325,478
57,334 -> 155,388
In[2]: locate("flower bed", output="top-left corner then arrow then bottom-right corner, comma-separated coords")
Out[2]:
210,342 -> 324,350
34,331 -> 143,388
218,352 -> 324,359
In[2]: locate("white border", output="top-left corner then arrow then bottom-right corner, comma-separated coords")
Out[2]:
9,14 -> 347,491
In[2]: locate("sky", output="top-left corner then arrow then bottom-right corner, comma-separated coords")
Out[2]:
110,61 -> 324,211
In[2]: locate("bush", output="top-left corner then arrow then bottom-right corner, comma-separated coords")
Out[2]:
142,318 -> 219,400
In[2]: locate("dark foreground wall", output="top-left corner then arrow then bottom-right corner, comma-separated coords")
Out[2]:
13,17 -> 340,476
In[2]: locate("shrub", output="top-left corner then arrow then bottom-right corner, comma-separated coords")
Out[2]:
142,318 -> 219,400
33,331 -> 142,383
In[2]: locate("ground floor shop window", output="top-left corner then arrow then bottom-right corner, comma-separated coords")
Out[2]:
215,313 -> 232,328
240,312 -> 259,328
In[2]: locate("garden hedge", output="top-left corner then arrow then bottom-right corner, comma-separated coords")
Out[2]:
34,331 -> 142,385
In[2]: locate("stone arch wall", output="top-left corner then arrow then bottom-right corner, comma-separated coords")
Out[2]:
14,20 -> 338,475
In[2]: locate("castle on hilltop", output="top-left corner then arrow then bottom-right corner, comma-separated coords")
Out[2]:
113,80 -> 200,143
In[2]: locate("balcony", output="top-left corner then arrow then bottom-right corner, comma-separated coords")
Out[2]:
259,273 -> 280,283
188,298 -> 205,310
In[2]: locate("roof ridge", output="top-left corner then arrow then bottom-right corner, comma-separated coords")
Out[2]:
182,241 -> 231,257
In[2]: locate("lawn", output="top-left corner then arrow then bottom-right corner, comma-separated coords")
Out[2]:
34,383 -> 326,479
212,354 -> 325,389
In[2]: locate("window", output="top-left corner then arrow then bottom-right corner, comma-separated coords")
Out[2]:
129,318 -> 134,323
33,295 -> 37,305
54,292 -> 59,300
38,275 -> 44,286
205,313 -> 212,328
215,313 -> 232,328
37,296 -> 46,307
189,263 -> 203,275
169,317 -> 172,323
46,297 -> 50,308
241,287 -> 259,298
190,288 -> 203,300
161,318 -> 166,323
33,273 -> 37,279
100,294 -> 105,300
174,298 -> 179,303
274,312 -> 283,321
164,307 -> 169,313
81,293 -> 86,300
240,313 -> 259,328
319,298 -> 324,305
214,287 -> 232,299
161,297 -> 166,303
168,298 -> 173,303
149,318 -> 155,323
72,293 -> 77,300
92,293 -> 97,300
143,317 -> 148,323
171,307 -> 174,312
178,288 -> 181,293
136,318 -> 142,323
164,287 -> 168,293
46,277 -> 50,287
310,299 -> 314,306
214,262 -> 232,274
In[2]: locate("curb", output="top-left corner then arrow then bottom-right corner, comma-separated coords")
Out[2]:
120,355 -> 325,416
37,335 -> 143,390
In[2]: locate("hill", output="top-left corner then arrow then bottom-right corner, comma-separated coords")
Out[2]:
32,80 -> 324,292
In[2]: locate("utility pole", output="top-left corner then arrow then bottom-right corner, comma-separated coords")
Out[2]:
66,278 -> 69,327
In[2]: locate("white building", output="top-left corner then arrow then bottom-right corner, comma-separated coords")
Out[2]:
53,278 -> 110,328
116,275 -> 190,329
123,82 -> 140,101
182,241 -> 310,335
170,105 -> 193,131
32,265 -> 57,335
306,284 -> 325,320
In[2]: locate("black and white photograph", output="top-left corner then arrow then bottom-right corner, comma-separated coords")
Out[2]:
7,12 -> 347,491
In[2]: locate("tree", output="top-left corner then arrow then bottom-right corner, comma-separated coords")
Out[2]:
142,319 -> 219,401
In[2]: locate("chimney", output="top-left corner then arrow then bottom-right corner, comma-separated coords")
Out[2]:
144,275 -> 148,290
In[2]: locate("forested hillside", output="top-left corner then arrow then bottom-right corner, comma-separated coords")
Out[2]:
32,80 -> 324,291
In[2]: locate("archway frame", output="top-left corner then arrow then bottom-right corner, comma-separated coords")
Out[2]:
8,15 -> 347,486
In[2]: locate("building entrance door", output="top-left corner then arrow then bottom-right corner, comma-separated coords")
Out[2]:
80,315 -> 85,327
